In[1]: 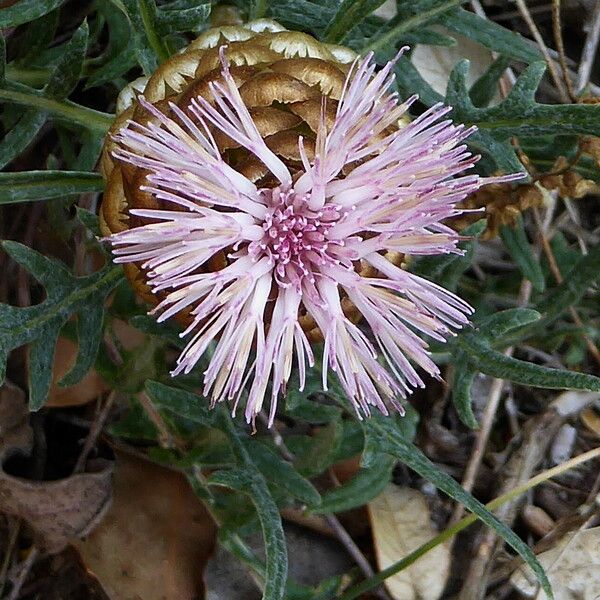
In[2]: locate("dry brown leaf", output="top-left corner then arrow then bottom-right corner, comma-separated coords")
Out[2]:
46,337 -> 110,408
581,407 -> 600,437
75,452 -> 217,600
411,30 -> 494,97
368,485 -> 450,600
511,526 -> 600,599
0,380 -> 33,460
0,458 -> 113,553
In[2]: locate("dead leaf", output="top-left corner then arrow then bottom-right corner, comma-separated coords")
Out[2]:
0,380 -> 33,460
75,452 -> 217,600
411,30 -> 494,97
0,458 -> 113,553
511,526 -> 600,599
368,485 -> 450,600
581,407 -> 600,437
46,337 -> 110,408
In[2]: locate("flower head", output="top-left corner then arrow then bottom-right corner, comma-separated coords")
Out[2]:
106,46 -> 520,425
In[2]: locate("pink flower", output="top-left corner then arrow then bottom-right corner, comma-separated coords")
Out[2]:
107,48 -> 521,425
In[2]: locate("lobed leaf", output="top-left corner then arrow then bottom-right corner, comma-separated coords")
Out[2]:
0,242 -> 122,409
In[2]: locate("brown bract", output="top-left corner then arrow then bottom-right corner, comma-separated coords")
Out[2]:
99,19 -> 404,341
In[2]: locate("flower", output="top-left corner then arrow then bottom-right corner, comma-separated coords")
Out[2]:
103,36 -> 521,425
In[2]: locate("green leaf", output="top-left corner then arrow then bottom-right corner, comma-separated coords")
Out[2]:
244,440 -> 321,505
323,0 -> 386,43
59,301 -> 104,386
476,308 -> 542,342
360,0 -> 466,54
0,242 -> 123,409
294,419 -> 343,477
439,8 -> 542,63
44,20 -> 88,98
0,171 -> 104,204
500,216 -> 545,292
0,0 -> 67,28
120,0 -> 170,73
310,454 -> 395,514
0,110 -> 46,170
0,85 -> 114,132
362,416 -> 552,597
145,380 -> 215,426
451,355 -> 478,428
411,220 -> 486,290
157,1 -> 210,34
447,60 -> 600,139
457,331 -> 600,392
394,55 -> 444,107
217,411 -> 288,600
469,55 -> 510,108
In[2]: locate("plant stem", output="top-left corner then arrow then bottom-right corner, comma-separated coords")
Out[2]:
339,445 -> 600,600
0,88 -> 114,132
360,0 -> 463,55
138,0 -> 170,63
250,0 -> 268,19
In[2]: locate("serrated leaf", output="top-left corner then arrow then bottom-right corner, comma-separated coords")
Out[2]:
0,0 -> 67,28
500,216 -> 545,292
439,8 -> 542,63
0,242 -> 123,409
448,60 -> 600,139
362,417 -> 552,597
244,440 -> 321,505
145,380 -> 215,425
310,454 -> 395,514
457,332 -> 600,392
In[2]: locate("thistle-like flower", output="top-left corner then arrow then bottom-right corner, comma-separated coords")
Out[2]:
105,45 -> 519,425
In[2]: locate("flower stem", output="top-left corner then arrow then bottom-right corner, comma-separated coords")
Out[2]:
339,445 -> 600,599
0,87 -> 114,133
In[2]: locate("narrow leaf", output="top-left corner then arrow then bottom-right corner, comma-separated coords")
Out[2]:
500,216 -> 545,292
363,417 -> 552,597
310,455 -> 395,514
145,380 -> 215,426
0,0 -> 66,28
457,333 -> 600,392
0,171 -> 104,204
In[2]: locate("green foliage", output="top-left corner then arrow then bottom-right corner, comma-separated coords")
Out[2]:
5,2 -> 600,598
0,171 -> 104,204
0,0 -> 67,28
500,216 -> 545,292
0,242 -> 122,410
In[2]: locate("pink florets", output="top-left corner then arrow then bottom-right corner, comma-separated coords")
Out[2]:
107,48 -> 522,425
